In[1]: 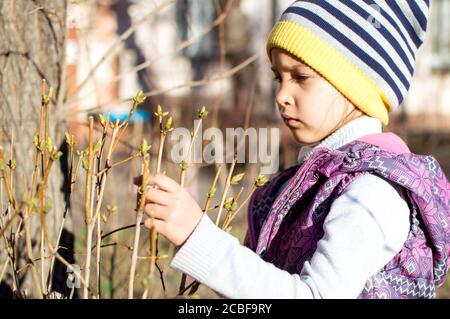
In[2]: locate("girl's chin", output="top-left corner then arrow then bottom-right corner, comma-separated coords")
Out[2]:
290,129 -> 321,145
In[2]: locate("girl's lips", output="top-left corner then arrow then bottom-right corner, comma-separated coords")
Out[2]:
282,116 -> 301,127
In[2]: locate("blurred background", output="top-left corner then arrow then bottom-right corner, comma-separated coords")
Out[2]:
65,0 -> 450,169
64,0 -> 450,298
0,0 -> 448,299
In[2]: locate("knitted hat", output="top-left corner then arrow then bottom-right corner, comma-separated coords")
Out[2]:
266,0 -> 429,125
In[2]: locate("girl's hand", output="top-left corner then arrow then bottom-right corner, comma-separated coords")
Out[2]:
135,174 -> 203,247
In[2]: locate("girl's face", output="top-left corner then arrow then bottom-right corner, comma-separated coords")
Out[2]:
270,48 -> 361,145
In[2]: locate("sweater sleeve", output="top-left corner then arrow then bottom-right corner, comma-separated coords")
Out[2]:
170,174 -> 410,298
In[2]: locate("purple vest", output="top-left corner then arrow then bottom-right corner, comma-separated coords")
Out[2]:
245,133 -> 450,298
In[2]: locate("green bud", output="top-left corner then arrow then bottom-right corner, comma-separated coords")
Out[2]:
139,138 -> 151,155
133,90 -> 146,104
254,174 -> 268,187
207,186 -> 216,199
98,114 -> 106,127
230,173 -> 245,185
180,160 -> 188,171
164,116 -> 173,131
154,104 -> 163,117
50,150 -> 63,161
106,204 -> 117,213
46,136 -> 54,152
42,87 -> 54,105
65,132 -> 72,146
38,140 -> 46,152
198,106 -> 208,119
47,87 -> 54,102
223,197 -> 237,211
93,139 -> 102,154
34,134 -> 39,147
82,159 -> 89,170
22,192 -> 38,209
21,192 -> 29,205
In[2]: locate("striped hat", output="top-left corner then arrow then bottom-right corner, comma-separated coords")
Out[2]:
266,0 -> 429,125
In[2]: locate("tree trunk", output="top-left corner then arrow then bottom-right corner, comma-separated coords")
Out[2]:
0,0 -> 70,298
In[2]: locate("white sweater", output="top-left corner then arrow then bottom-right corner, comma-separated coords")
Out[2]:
170,116 -> 411,298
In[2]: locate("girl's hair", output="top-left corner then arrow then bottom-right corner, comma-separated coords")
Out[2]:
304,90 -> 366,146
327,96 -> 365,138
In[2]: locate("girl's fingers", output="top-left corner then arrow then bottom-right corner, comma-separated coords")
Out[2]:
147,174 -> 180,193
144,203 -> 168,220
145,188 -> 172,206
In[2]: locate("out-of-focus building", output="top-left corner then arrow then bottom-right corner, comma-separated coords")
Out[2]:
66,0 -> 450,136
66,1 -> 122,141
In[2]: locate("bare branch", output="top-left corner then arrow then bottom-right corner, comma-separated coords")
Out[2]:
69,53 -> 260,115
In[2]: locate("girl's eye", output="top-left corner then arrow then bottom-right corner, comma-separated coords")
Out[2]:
272,74 -> 308,84
292,74 -> 309,83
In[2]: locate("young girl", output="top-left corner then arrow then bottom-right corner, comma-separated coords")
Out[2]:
140,0 -> 450,298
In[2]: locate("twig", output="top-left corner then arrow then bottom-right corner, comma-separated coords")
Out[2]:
8,128 -> 14,223
22,211 -> 43,298
36,149 -> 59,297
215,154 -> 237,226
0,256 -> 8,284
95,210 -> 101,298
222,186 -> 252,231
30,84 -> 46,198
83,116 -> 95,299
0,210 -> 20,238
91,122 -> 119,226
221,186 -> 244,230
96,152 -> 140,177
68,54 -> 259,115
204,166 -> 222,213
100,222 -> 145,242
128,153 -> 150,299
0,148 -> 19,211
145,107 -> 172,298
1,231 -> 21,297
47,134 -> 76,293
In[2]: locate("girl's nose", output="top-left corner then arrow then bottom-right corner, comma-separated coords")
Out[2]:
275,83 -> 294,108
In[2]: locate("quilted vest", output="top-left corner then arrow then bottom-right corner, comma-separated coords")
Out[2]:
245,133 -> 450,298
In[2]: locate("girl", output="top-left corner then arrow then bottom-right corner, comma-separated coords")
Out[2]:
140,0 -> 450,298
